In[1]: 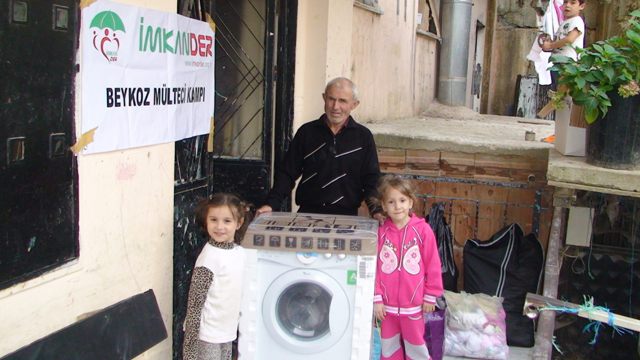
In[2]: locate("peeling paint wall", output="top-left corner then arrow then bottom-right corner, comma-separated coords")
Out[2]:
0,0 -> 175,358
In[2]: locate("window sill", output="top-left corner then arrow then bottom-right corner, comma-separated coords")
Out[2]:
354,1 -> 384,15
0,259 -> 82,299
417,29 -> 441,42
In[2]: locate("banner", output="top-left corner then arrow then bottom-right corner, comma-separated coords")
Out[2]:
79,0 -> 214,154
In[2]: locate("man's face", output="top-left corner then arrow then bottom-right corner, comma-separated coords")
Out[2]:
322,82 -> 360,127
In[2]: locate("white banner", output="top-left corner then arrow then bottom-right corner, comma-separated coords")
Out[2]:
79,0 -> 214,154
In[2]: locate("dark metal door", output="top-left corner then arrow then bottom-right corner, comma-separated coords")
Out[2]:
172,0 -> 296,358
0,0 -> 78,289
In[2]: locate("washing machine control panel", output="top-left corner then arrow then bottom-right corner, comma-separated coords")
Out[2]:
242,212 -> 378,255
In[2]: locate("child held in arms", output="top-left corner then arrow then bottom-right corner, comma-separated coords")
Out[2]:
541,0 -> 586,87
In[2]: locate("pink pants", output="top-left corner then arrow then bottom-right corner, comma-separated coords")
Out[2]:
380,313 -> 431,360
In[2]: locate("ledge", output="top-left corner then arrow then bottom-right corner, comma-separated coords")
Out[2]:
416,29 -> 441,42
363,103 -> 554,158
547,149 -> 640,197
353,1 -> 384,15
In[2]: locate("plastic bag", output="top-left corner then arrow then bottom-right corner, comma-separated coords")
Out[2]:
424,306 -> 446,360
443,291 -> 509,360
370,322 -> 381,360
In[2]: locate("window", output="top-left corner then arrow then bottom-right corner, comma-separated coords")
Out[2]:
1,0 -> 78,290
354,0 -> 383,15
417,0 -> 441,39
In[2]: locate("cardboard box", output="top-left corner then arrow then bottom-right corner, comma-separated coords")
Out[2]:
241,212 -> 379,255
554,100 -> 587,156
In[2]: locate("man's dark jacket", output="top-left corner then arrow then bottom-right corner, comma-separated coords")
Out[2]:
265,115 -> 381,215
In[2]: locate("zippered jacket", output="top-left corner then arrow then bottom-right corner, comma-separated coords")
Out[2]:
374,214 -> 444,315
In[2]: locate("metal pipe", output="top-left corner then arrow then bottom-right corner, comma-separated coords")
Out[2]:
438,0 -> 473,106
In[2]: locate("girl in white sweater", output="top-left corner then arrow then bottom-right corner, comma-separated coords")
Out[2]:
183,193 -> 253,360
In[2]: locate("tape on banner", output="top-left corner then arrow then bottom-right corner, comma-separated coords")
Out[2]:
80,0 -> 97,9
70,127 -> 98,155
206,13 -> 216,32
207,117 -> 215,152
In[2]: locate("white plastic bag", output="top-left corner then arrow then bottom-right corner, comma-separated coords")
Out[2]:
443,291 -> 509,360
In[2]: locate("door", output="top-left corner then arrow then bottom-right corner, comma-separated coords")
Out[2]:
172,0 -> 297,358
262,269 -> 351,353
472,20 -> 485,113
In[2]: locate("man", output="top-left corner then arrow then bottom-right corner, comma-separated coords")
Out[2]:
257,77 -> 383,221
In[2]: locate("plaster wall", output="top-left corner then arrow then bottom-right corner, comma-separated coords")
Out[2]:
294,0 -> 353,132
295,0 -> 438,127
351,0 -> 439,120
351,0 -> 416,120
0,0 -> 175,358
413,34 -> 439,113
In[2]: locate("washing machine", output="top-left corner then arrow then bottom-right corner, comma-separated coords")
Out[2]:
238,213 -> 378,360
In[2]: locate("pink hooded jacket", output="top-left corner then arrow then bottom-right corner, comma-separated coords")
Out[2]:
374,214 -> 444,315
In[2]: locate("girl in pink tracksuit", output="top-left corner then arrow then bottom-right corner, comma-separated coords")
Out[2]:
374,175 -> 444,360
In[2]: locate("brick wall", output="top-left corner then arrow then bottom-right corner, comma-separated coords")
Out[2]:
369,147 -> 554,290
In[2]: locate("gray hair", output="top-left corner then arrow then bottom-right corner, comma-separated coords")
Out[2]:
325,77 -> 359,101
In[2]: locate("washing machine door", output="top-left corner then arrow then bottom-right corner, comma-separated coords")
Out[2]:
262,268 -> 351,354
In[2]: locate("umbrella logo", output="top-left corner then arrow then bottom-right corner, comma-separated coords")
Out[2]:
89,10 -> 126,62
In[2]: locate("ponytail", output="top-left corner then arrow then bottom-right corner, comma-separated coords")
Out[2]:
235,201 -> 255,244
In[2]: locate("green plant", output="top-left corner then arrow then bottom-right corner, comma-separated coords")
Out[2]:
550,9 -> 640,124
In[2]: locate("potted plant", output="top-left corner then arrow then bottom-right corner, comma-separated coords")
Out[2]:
550,9 -> 640,170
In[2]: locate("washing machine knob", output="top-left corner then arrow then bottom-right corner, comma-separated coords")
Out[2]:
296,252 -> 318,264
337,253 -> 347,260
323,253 -> 333,259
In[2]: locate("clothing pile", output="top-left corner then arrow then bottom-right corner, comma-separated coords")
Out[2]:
443,291 -> 508,360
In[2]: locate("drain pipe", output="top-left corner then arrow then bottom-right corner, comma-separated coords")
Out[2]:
437,0 -> 474,106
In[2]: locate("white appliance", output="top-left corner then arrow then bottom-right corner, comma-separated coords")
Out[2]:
238,213 -> 377,360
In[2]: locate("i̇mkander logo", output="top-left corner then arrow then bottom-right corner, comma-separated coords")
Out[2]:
90,10 -> 126,63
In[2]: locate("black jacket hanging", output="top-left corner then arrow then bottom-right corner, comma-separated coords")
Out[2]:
426,202 -> 458,292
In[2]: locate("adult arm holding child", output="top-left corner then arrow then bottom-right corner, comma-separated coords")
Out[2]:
541,28 -> 581,51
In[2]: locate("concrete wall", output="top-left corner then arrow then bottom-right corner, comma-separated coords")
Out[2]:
294,0 -> 439,129
487,27 -> 538,116
0,0 -> 175,358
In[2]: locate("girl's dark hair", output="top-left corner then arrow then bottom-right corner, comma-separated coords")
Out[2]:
195,193 -> 255,244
